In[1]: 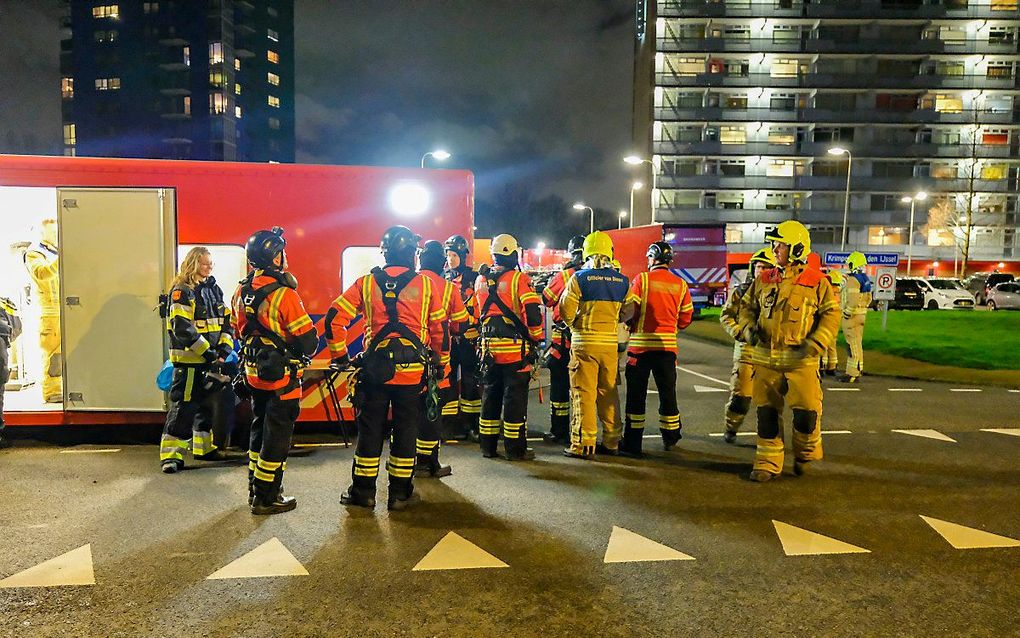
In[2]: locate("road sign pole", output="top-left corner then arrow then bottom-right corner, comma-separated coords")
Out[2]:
882,300 -> 889,332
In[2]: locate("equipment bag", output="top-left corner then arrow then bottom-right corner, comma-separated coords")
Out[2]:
360,268 -> 430,385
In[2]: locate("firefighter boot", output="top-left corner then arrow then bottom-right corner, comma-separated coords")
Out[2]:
251,467 -> 297,515
340,472 -> 378,508
503,434 -> 535,461
479,434 -> 500,459
661,427 -> 683,451
387,476 -> 421,511
161,460 -> 182,474
415,448 -> 453,478
618,426 -> 644,458
563,445 -> 595,460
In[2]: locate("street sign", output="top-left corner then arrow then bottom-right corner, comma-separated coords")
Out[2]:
824,252 -> 900,267
874,266 -> 897,301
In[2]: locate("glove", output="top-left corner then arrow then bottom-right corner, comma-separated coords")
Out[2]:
216,344 -> 233,360
740,325 -> 759,346
428,350 -> 442,371
202,348 -> 218,364
330,355 -> 351,371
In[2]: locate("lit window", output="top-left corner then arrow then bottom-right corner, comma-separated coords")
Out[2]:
673,56 -> 705,77
209,42 -> 224,65
981,163 -> 1008,180
987,62 -> 1014,79
268,28 -> 279,42
267,72 -> 280,86
210,93 -> 226,115
768,127 -> 795,145
209,71 -> 224,87
61,77 -> 74,99
267,50 -> 280,64
268,117 -> 281,130
63,123 -> 76,146
720,126 -> 746,144
771,58 -> 800,78
235,83 -> 242,95
183,46 -> 190,67
235,106 -> 242,119
92,5 -> 119,19
268,95 -> 281,108
234,58 -> 241,71
95,77 -> 121,90
183,96 -> 191,116
934,94 -> 963,113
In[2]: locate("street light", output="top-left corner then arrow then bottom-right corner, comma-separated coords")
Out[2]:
624,155 -> 658,224
536,241 -> 546,268
618,210 -> 628,230
572,202 -> 594,234
828,147 -> 853,250
629,181 -> 643,229
421,149 -> 451,168
901,191 -> 928,275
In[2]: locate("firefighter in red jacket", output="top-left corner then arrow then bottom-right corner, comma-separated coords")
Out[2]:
326,226 -> 446,510
416,240 -> 469,477
540,234 -> 586,444
619,241 -> 694,456
475,234 -> 544,460
443,234 -> 482,440
232,227 -> 318,515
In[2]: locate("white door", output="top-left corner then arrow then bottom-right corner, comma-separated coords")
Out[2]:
58,188 -> 175,411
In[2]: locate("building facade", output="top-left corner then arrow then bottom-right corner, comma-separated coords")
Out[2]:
60,0 -> 295,163
633,0 -> 1019,269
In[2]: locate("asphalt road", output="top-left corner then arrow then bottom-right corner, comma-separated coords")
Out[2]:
1,336 -> 1019,638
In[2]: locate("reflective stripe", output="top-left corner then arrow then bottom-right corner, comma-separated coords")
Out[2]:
192,431 -> 216,457
460,399 -> 482,414
502,421 -> 525,438
158,435 -> 189,462
182,368 -> 195,402
354,455 -> 380,478
253,469 -> 275,482
257,459 -> 282,471
386,456 -> 415,478
478,418 -> 501,435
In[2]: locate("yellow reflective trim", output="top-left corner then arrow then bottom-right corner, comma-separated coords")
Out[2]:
286,315 -> 312,332
353,467 -> 379,477
182,368 -> 195,402
257,459 -> 282,471
336,296 -> 357,316
253,469 -> 275,482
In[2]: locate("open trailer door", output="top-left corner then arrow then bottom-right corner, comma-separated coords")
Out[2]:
58,188 -> 175,411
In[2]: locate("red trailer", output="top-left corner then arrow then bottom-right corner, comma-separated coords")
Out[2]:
0,155 -> 474,427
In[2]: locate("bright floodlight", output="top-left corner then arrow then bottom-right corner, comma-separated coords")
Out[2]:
431,150 -> 451,161
572,203 -> 587,211
388,182 -> 431,218
632,181 -> 644,190
915,191 -> 928,201
619,210 -> 628,218
828,147 -> 848,155
624,155 -> 645,165
536,241 -> 546,251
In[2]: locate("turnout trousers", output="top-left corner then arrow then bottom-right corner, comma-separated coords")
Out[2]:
842,314 -> 866,378
547,344 -> 571,440
39,315 -> 62,402
479,362 -> 530,458
159,365 -> 220,466
444,337 -> 481,437
248,388 -> 300,503
568,346 -> 622,452
348,383 -> 421,501
751,364 -> 823,476
725,345 -> 754,434
623,350 -> 680,453
0,341 -> 8,431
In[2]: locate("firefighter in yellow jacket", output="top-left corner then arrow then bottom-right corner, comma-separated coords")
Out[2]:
736,221 -> 840,481
719,247 -> 776,443
839,251 -> 873,383
559,231 -> 632,460
821,269 -> 845,376
23,219 -> 62,403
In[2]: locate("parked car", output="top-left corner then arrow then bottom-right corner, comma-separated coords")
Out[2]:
963,272 -> 1015,305
907,277 -> 976,310
889,278 -> 926,310
987,282 -> 1020,311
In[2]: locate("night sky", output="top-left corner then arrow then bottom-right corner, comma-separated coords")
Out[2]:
0,1 -> 637,236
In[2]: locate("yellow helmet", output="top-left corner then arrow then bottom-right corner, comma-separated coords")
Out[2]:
748,247 -> 777,268
490,234 -> 519,257
846,251 -> 867,272
764,220 -> 811,263
582,231 -> 614,260
611,259 -> 622,271
827,269 -> 845,287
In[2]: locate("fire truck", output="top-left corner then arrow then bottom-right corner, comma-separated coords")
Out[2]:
0,155 -> 474,427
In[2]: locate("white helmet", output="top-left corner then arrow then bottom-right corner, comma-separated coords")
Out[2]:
490,234 -> 519,257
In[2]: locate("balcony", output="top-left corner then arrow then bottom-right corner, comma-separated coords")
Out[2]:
653,106 -> 1018,126
658,37 -> 1019,56
655,71 -> 1019,91
657,0 -> 1020,19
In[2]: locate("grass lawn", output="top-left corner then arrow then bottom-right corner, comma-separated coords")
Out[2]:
690,307 -> 1019,372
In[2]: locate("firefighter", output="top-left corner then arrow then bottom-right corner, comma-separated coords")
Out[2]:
159,247 -> 234,473
559,231 -> 631,460
415,239 -> 470,478
443,234 -> 482,440
822,269 -> 845,376
23,219 -> 61,403
326,226 -> 446,510
540,234 -> 586,444
475,234 -> 544,460
736,221 -> 840,481
233,227 -> 318,515
840,251 -> 873,383
0,296 -> 22,449
620,241 -> 694,457
720,247 -> 776,443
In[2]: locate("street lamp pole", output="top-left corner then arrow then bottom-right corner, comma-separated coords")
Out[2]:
828,147 -> 853,250
573,203 -> 595,234
901,191 -> 927,276
629,181 -> 643,229
618,210 -> 628,230
421,149 -> 451,169
624,156 -> 657,224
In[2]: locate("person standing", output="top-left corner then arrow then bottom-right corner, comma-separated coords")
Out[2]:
326,226 -> 445,510
443,235 -> 482,440
233,227 -> 318,515
821,269 -> 845,376
736,221 -> 840,482
719,248 -> 776,443
839,251 -> 873,383
415,239 -> 469,478
23,219 -> 62,403
159,247 -> 234,473
540,234 -> 586,445
0,297 -> 22,449
559,232 -> 631,460
475,234 -> 544,461
619,241 -> 694,457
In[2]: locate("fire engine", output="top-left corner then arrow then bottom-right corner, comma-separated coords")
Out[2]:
0,155 -> 474,427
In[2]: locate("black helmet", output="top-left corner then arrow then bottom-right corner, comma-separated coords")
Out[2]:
566,234 -> 586,258
246,226 -> 286,269
646,241 -> 673,266
381,225 -> 420,267
444,234 -> 470,257
418,239 -> 446,273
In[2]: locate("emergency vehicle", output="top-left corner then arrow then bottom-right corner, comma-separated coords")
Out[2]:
0,155 -> 474,427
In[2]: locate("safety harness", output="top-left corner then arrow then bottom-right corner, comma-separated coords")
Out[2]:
364,267 -> 430,365
480,268 -> 537,364
239,271 -> 300,385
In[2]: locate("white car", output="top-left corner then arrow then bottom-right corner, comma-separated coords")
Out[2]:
907,277 -> 976,310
